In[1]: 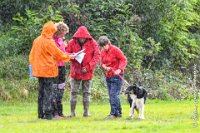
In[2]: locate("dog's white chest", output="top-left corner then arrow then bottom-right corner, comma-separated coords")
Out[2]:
135,98 -> 144,109
130,94 -> 144,109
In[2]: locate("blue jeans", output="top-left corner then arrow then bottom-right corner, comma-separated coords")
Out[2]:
106,75 -> 123,116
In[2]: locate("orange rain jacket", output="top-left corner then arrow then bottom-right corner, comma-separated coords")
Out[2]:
29,21 -> 71,77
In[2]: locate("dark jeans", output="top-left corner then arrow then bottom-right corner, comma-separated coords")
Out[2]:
38,77 -> 54,119
106,75 -> 123,116
52,66 -> 66,116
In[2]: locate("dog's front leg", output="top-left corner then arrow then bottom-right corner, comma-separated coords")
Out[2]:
139,106 -> 145,119
129,100 -> 135,119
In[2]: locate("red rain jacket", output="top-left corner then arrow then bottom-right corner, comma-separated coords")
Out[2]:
66,26 -> 100,80
100,44 -> 127,78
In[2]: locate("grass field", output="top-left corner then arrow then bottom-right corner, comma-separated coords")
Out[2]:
0,99 -> 199,133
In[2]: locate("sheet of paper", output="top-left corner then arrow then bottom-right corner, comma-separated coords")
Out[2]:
75,52 -> 85,64
68,49 -> 85,63
74,49 -> 85,56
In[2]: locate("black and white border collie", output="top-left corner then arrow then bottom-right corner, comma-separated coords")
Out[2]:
124,84 -> 147,119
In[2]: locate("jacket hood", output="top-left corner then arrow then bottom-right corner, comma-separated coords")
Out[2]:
73,26 -> 92,39
41,21 -> 57,39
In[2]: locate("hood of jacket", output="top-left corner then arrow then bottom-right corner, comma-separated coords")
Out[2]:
41,21 -> 57,39
73,26 -> 92,39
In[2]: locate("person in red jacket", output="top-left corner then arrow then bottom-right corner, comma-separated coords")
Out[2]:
98,36 -> 127,119
66,26 -> 100,117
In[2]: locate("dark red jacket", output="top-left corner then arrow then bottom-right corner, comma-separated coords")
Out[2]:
100,44 -> 127,78
66,26 -> 100,80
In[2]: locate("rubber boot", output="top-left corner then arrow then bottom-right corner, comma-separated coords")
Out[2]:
57,101 -> 63,116
67,101 -> 76,118
83,101 -> 91,117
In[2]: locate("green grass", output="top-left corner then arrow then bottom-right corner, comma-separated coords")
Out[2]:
0,99 -> 199,133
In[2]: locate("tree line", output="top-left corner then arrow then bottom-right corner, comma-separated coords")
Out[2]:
0,0 -> 199,100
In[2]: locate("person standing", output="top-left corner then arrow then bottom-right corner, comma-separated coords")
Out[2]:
97,36 -> 127,119
66,26 -> 100,117
29,21 -> 74,120
52,22 -> 69,118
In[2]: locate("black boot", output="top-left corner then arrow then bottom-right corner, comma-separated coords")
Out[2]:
44,111 -> 53,120
58,101 -> 65,117
83,101 -> 91,117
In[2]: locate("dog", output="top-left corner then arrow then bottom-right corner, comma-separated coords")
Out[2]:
123,84 -> 147,119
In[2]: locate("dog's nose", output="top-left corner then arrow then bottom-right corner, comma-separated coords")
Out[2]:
121,89 -> 127,95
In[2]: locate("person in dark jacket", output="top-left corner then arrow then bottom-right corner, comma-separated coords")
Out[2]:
66,26 -> 100,117
98,36 -> 127,119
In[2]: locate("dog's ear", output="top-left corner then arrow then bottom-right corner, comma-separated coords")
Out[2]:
133,83 -> 137,87
136,87 -> 145,98
141,88 -> 147,95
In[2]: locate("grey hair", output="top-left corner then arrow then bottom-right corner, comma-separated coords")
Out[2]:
97,36 -> 110,46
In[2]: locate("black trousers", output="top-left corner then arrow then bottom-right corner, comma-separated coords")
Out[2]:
52,66 -> 66,116
38,77 -> 54,119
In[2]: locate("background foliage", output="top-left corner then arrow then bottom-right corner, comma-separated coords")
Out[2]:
0,0 -> 199,101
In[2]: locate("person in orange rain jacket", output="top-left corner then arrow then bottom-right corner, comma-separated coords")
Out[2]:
66,26 -> 100,117
29,21 -> 74,120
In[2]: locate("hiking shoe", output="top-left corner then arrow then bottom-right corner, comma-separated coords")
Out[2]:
53,115 -> 61,119
38,116 -> 44,119
116,114 -> 122,118
104,115 -> 116,120
44,116 -> 53,120
83,113 -> 91,117
59,114 -> 67,118
38,114 -> 44,119
66,114 -> 76,118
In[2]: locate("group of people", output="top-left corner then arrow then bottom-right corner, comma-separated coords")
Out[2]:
29,21 -> 127,120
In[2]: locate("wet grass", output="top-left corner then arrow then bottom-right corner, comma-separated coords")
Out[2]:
0,99 -> 199,133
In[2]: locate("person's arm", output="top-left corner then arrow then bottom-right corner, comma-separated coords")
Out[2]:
65,40 -> 74,54
100,51 -> 112,71
46,41 -> 71,62
114,47 -> 127,74
84,40 -> 100,71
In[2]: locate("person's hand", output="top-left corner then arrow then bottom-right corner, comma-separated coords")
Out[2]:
61,41 -> 67,48
114,69 -> 121,75
106,67 -> 111,71
102,64 -> 106,69
102,64 -> 111,71
82,67 -> 87,73
69,54 -> 76,59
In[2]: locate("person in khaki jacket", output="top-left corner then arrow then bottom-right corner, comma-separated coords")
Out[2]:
29,21 -> 74,120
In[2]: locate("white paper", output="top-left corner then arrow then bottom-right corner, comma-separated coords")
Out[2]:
69,49 -> 85,64
75,52 -> 86,63
74,49 -> 85,56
